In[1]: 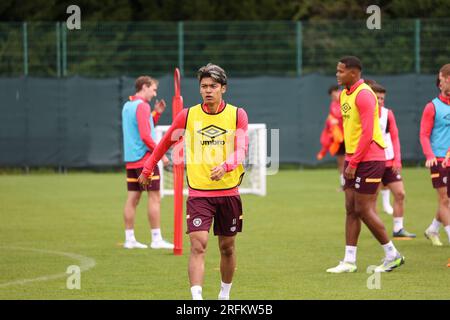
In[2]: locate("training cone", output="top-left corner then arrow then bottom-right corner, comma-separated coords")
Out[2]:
447,258 -> 450,267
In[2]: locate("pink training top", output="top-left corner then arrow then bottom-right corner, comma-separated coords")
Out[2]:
420,94 -> 450,161
142,100 -> 249,197
126,95 -> 161,169
344,79 -> 386,168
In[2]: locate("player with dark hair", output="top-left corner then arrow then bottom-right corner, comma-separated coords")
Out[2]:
327,56 -> 404,273
421,63 -> 450,246
138,63 -> 248,300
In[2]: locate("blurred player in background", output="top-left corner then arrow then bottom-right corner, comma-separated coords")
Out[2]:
138,64 -> 248,300
327,56 -> 404,274
121,76 -> 173,249
317,85 -> 345,188
420,64 -> 450,246
370,82 -> 415,238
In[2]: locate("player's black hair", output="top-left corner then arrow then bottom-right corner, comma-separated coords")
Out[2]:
197,63 -> 227,85
327,85 -> 339,95
371,83 -> 386,93
339,56 -> 362,71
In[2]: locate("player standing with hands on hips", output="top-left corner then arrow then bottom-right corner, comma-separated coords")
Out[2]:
138,63 -> 248,300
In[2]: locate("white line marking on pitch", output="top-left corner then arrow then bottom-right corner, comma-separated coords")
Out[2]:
0,246 -> 96,288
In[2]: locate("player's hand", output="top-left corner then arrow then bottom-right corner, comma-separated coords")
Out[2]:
162,155 -> 170,167
392,164 -> 402,175
425,157 -> 437,168
210,165 -> 226,181
138,173 -> 152,187
316,150 -> 326,161
442,154 -> 450,168
154,99 -> 166,114
344,165 -> 356,180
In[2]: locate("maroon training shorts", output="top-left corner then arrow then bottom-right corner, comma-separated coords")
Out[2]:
430,162 -> 448,189
336,142 -> 346,156
344,161 -> 385,194
126,166 -> 160,191
186,196 -> 243,236
382,166 -> 403,186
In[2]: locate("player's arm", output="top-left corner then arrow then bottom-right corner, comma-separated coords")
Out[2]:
348,89 -> 377,168
317,117 -> 332,160
388,110 -> 402,173
136,102 -> 157,152
211,108 -> 249,181
419,103 -> 437,168
139,109 -> 188,185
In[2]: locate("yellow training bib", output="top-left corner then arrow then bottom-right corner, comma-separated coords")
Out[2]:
340,82 -> 386,153
185,104 -> 245,191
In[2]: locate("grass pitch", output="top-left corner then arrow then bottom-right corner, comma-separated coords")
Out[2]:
0,168 -> 449,300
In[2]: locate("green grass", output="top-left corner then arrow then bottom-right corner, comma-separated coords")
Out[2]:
0,168 -> 449,300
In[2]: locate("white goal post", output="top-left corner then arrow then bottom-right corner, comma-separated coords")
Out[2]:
155,123 -> 267,197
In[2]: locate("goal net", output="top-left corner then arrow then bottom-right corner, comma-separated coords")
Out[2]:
155,123 -> 267,197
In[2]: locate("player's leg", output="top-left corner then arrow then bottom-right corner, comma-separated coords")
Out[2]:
147,190 -> 174,249
353,161 -> 403,272
381,186 -> 393,215
355,192 -> 404,272
213,196 -> 242,299
217,235 -> 236,300
326,187 -> 359,273
188,231 -> 209,300
186,197 -> 215,300
436,187 -> 450,244
425,163 -> 447,245
123,190 -> 147,248
124,168 -> 147,248
389,181 -> 415,238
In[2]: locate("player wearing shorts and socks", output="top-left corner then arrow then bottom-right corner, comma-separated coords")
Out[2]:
420,64 -> 450,246
121,76 -> 173,250
139,64 -> 248,300
327,56 -> 404,274
369,83 -> 415,238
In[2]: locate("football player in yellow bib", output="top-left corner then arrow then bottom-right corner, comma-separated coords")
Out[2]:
138,64 -> 248,300
326,56 -> 405,274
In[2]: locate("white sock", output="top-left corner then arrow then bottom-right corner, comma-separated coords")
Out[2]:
444,225 -> 450,242
125,229 -> 135,242
428,218 -> 441,233
339,174 -> 345,187
381,189 -> 391,206
151,228 -> 163,242
382,241 -> 398,260
393,217 -> 404,233
344,246 -> 357,264
218,281 -> 232,299
191,285 -> 203,300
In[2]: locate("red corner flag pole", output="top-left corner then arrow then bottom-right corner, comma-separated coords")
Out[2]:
172,68 -> 184,255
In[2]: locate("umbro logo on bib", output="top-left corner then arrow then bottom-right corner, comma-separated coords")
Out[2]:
341,103 -> 351,114
197,125 -> 227,139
